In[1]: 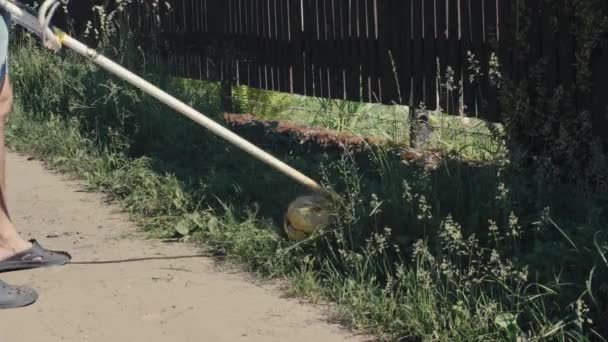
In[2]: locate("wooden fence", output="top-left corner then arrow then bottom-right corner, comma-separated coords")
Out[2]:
134,0 -> 511,122
43,0 -> 608,136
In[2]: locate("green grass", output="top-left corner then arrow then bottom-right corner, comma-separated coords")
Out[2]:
6,31 -> 608,341
232,85 -> 504,160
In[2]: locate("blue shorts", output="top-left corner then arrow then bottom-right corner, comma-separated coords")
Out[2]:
0,10 -> 10,82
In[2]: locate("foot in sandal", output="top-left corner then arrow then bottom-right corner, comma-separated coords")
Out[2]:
0,280 -> 38,309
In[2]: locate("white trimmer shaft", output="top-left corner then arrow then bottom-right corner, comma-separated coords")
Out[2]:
0,0 -> 324,193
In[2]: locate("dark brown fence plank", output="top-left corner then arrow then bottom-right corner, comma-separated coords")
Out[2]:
388,0 -> 405,105
328,0 -> 340,99
470,0 -> 484,117
304,0 -> 315,96
318,0 -> 328,98
460,0 -> 476,116
412,0 -> 423,107
336,0 -> 348,100
325,0 -> 332,98
271,0 -> 279,92
345,0 -> 361,101
484,0 -> 499,122
366,0 -> 380,102
591,45 -> 608,147
447,0 -> 461,115
558,0 -> 575,93
497,0 -> 513,81
356,0 -> 369,102
423,0 -> 437,109
398,0 -> 412,106
541,0 -> 557,101
263,0 -> 271,90
527,0 -> 544,108
436,0 -> 448,111
313,0 -> 321,97
249,0 -> 260,89
256,0 -> 265,89
291,0 -> 305,95
378,0 -> 395,104
281,0 -> 290,93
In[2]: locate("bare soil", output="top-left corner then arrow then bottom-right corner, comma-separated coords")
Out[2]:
0,152 -> 369,342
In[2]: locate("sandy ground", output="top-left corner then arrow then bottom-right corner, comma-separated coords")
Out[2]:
0,152 -> 368,342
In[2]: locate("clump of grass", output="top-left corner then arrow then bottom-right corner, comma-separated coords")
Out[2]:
7,25 -> 608,342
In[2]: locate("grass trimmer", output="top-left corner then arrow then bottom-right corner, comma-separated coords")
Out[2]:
0,0 -> 335,241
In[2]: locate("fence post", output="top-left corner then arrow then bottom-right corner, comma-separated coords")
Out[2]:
221,62 -> 234,113
410,108 -> 432,148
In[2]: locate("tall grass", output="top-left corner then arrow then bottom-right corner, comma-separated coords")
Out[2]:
6,20 -> 608,342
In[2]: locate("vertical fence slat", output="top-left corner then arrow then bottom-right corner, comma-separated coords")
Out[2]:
345,0 -> 361,101
304,0 -> 314,96
239,0 -> 247,87
355,0 -> 368,102
254,0 -> 262,89
436,0 -> 449,111
558,0 -> 575,112
541,0 -> 557,101
277,0 -> 284,92
497,0 -> 513,82
591,42 -> 608,147
483,0 -> 499,121
388,0 -> 405,105
329,0 -> 340,99
318,0 -> 328,98
271,0 -> 279,92
447,0 -> 462,115
398,0 -> 413,106
378,0 -> 395,104
282,0 -> 291,93
470,0 -> 484,117
423,0 -> 437,109
336,0 -> 348,99
412,0 -> 424,107
329,0 -> 339,99
367,0 -> 380,102
244,0 -> 253,87
292,0 -> 305,95
528,0 -> 544,108
263,0 -> 271,90
249,0 -> 260,89
460,0 -> 475,116
310,0 -> 319,97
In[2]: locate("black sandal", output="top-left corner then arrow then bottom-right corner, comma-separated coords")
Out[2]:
0,280 -> 38,309
0,239 -> 71,273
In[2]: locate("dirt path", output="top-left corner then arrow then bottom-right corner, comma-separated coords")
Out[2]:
0,152 -> 367,342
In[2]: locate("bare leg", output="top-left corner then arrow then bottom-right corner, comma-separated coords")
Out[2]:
0,75 -> 32,260
0,74 -> 11,195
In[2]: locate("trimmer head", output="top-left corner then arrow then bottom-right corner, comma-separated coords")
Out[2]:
283,194 -> 334,241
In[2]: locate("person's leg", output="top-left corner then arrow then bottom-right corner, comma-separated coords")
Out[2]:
0,9 -> 33,260
0,10 -> 69,271
0,9 -> 38,310
0,73 -> 9,192
0,74 -> 34,260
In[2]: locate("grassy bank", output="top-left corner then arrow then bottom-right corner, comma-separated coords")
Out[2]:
7,32 -> 608,341
231,85 -> 504,161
